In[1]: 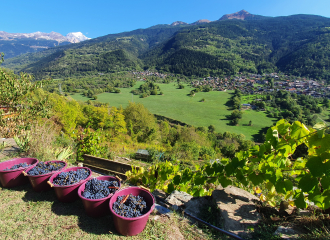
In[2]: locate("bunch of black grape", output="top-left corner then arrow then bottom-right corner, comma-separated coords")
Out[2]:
112,194 -> 148,218
3,162 -> 31,171
82,178 -> 119,199
27,162 -> 65,176
53,169 -> 90,186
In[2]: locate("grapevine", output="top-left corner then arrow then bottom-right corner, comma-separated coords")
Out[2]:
126,119 -> 330,210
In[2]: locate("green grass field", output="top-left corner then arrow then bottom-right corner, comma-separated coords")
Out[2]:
71,82 -> 276,140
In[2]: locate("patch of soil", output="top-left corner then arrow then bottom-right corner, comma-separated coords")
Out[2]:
152,215 -> 185,240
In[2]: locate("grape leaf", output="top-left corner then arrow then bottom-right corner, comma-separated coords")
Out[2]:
312,194 -> 325,209
321,176 -> 330,190
275,181 -> 286,194
307,134 -> 330,155
219,176 -> 232,188
249,172 -> 264,185
276,119 -> 291,136
194,175 -> 206,185
236,170 -> 248,186
275,180 -> 293,194
298,174 -> 318,192
142,176 -> 148,185
323,160 -> 330,176
167,183 -> 175,193
278,145 -> 291,158
231,157 -> 240,169
225,163 -> 235,176
265,128 -> 278,148
161,172 -> 168,181
193,187 -> 206,197
290,121 -> 310,140
181,169 -> 192,184
207,177 -> 218,184
205,165 -> 215,175
213,163 -> 224,174
275,169 -> 283,181
173,175 -> 181,185
258,145 -> 266,158
306,156 -> 324,177
294,190 -> 308,209
322,190 -> 330,210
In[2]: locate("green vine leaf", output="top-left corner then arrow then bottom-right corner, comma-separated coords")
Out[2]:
321,176 -> 330,191
294,190 -> 308,209
167,183 -> 175,193
307,134 -> 330,155
275,180 -> 293,194
249,172 -> 264,186
173,175 -> 181,185
205,164 -> 215,175
306,156 -> 324,177
290,121 -> 310,140
298,174 -> 318,192
219,176 -> 232,188
276,119 -> 291,136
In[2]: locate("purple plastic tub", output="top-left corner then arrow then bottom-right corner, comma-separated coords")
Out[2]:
0,158 -> 39,188
78,176 -> 121,218
24,160 -> 67,192
48,167 -> 92,202
109,186 -> 155,236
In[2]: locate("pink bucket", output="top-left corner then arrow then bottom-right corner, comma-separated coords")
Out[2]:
24,160 -> 67,192
78,176 -> 121,217
0,158 -> 39,188
109,187 -> 155,236
48,167 -> 92,202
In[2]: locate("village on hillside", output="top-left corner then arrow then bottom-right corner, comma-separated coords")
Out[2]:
192,73 -> 329,98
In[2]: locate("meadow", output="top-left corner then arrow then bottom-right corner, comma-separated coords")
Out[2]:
72,82 -> 275,140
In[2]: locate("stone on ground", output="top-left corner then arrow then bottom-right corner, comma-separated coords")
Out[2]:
212,185 -> 261,238
274,226 -> 303,239
165,190 -> 193,207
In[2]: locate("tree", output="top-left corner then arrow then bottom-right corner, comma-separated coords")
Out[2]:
208,125 -> 215,133
178,84 -> 185,89
232,96 -> 241,109
0,55 -> 47,137
248,120 -> 252,126
123,102 -> 158,142
230,117 -> 239,126
230,110 -> 243,119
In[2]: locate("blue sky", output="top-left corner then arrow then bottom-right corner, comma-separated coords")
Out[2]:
2,0 -> 330,39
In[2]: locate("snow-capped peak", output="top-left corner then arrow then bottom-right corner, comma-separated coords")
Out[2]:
66,32 -> 90,43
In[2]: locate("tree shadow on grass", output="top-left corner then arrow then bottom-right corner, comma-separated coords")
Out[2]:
51,199 -> 119,236
251,126 -> 269,143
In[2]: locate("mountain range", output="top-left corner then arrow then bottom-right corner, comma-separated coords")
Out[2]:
0,31 -> 90,59
2,10 -> 330,81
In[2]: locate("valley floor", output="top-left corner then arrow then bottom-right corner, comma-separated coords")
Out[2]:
71,82 -> 276,140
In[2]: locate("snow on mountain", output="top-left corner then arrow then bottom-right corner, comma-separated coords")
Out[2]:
66,32 -> 91,43
0,31 -> 90,43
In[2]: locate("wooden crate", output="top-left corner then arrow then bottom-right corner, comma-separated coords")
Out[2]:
81,154 -> 139,180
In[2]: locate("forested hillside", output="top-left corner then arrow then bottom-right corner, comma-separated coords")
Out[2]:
144,15 -> 330,79
3,14 -> 330,81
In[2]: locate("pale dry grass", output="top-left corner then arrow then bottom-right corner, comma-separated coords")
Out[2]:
26,119 -> 59,161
